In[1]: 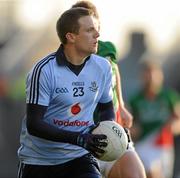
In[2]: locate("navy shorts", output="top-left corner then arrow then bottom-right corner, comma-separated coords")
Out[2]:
18,153 -> 101,178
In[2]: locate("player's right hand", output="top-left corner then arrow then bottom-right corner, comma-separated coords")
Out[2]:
120,107 -> 133,128
77,131 -> 107,157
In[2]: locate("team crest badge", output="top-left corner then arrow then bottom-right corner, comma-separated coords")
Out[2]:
89,81 -> 98,92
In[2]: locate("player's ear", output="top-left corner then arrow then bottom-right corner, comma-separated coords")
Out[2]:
66,32 -> 76,43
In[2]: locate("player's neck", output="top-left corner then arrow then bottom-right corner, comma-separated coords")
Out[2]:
144,87 -> 160,100
63,45 -> 89,65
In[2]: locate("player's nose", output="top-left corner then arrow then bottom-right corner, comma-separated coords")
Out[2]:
94,30 -> 100,39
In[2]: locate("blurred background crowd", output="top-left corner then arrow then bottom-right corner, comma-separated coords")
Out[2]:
0,0 -> 180,178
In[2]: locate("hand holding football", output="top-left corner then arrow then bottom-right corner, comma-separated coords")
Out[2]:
92,121 -> 128,161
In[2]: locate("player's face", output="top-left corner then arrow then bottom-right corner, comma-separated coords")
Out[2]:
143,67 -> 163,91
74,15 -> 99,55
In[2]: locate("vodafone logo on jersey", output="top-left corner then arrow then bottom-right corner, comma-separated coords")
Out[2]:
53,119 -> 89,127
71,103 -> 81,115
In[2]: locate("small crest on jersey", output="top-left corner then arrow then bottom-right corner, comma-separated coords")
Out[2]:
89,81 -> 98,92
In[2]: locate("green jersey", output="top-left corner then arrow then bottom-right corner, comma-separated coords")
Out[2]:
94,40 -> 119,123
129,88 -> 180,141
97,40 -> 117,63
97,40 -> 119,110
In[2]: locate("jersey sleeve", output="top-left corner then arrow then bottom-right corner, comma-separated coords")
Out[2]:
26,66 -> 52,106
99,63 -> 113,103
166,89 -> 180,112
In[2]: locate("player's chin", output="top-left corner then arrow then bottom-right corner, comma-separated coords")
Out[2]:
91,47 -> 98,54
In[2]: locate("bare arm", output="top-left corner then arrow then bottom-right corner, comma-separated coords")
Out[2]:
114,63 -> 124,108
114,63 -> 133,128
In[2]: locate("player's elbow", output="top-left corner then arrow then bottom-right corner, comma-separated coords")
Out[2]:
26,118 -> 39,136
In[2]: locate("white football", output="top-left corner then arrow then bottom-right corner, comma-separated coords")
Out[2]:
92,120 -> 128,161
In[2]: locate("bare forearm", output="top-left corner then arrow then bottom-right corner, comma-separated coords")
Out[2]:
115,64 -> 124,108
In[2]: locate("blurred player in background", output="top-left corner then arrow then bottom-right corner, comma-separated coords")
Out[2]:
97,40 -> 132,126
72,1 -> 146,178
17,7 -> 117,178
129,59 -> 180,178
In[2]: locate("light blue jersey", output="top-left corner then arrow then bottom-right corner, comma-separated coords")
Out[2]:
18,46 -> 113,165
